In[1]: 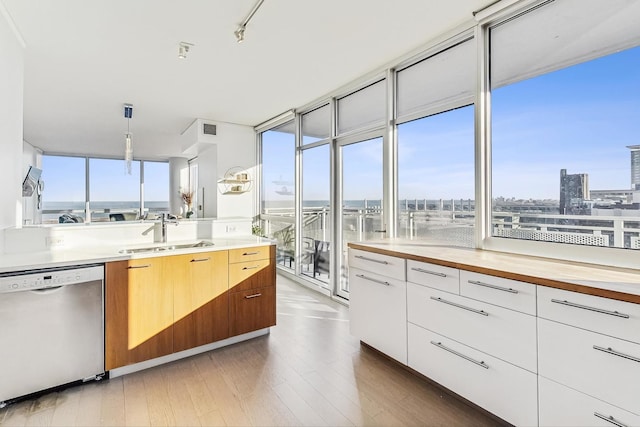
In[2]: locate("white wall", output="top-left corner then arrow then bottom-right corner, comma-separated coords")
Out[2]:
214,122 -> 256,218
0,3 -> 25,238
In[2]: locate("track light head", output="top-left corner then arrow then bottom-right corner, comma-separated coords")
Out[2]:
234,26 -> 245,43
178,42 -> 193,59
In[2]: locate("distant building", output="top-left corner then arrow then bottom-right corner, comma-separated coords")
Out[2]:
627,145 -> 640,190
559,169 -> 589,214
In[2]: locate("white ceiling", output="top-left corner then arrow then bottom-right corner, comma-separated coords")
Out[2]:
3,0 -> 494,160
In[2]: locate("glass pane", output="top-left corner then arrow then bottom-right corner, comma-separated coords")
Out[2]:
41,155 -> 86,224
341,137 -> 384,293
301,145 -> 331,285
398,106 -> 475,247
143,161 -> 170,219
397,39 -> 475,119
302,104 -> 331,145
89,158 -> 141,222
337,80 -> 386,134
491,43 -> 640,249
261,121 -> 295,268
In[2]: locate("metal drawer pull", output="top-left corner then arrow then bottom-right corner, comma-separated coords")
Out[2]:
190,257 -> 211,263
355,274 -> 390,286
411,267 -> 446,277
430,341 -> 489,369
430,296 -> 488,316
594,412 -> 628,427
245,293 -> 262,299
242,266 -> 259,270
354,255 -> 389,265
468,280 -> 518,294
128,264 -> 151,269
551,299 -> 630,319
243,251 -> 260,256
593,345 -> 640,364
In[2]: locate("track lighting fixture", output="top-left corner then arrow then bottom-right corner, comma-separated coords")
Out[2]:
234,0 -> 264,43
178,42 -> 194,59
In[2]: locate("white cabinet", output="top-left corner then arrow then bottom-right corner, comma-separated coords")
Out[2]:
538,286 -> 640,344
539,376 -> 640,427
407,259 -> 459,294
349,259 -> 407,364
408,285 -> 537,372
538,317 -> 640,415
408,324 -> 538,427
349,249 -> 406,280
460,270 -> 537,315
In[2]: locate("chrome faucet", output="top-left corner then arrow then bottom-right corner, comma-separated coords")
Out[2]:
159,213 -> 178,243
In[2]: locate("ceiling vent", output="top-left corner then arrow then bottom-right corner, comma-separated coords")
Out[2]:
180,119 -> 218,155
203,123 -> 217,136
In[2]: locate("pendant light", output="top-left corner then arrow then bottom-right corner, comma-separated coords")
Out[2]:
124,103 -> 133,174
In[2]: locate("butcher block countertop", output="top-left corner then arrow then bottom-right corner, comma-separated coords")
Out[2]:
348,241 -> 640,304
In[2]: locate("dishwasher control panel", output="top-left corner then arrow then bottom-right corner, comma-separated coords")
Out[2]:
0,265 -> 104,293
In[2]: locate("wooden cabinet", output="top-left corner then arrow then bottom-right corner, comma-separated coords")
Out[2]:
173,251 -> 229,352
105,258 -> 173,370
106,244 -> 275,371
228,245 -> 276,337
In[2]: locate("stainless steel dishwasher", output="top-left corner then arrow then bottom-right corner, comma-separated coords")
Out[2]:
0,264 -> 105,406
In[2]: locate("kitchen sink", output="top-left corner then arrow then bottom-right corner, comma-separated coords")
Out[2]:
118,240 -> 214,254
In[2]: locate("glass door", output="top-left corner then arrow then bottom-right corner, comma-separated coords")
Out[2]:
338,136 -> 384,298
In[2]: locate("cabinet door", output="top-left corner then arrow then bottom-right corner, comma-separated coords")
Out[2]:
349,267 -> 407,364
229,286 -> 276,336
539,376 -> 640,427
105,258 -> 173,370
173,251 -> 229,352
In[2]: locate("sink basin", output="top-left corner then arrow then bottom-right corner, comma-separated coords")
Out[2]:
118,240 -> 214,254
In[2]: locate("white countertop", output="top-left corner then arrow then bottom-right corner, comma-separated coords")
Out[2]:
0,236 -> 275,274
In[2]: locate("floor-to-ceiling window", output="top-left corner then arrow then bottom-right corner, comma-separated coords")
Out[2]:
260,120 -> 296,268
41,155 -> 86,223
257,0 -> 640,298
300,104 -> 331,285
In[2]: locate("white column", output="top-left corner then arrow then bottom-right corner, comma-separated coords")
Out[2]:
169,157 -> 189,216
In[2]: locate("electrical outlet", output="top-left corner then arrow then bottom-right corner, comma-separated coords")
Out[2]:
226,225 -> 237,233
46,236 -> 65,247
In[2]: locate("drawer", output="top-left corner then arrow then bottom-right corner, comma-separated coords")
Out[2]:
348,249 -> 406,281
349,267 -> 407,364
538,286 -> 640,344
408,324 -> 538,427
229,286 -> 276,337
229,245 -> 272,264
539,376 -> 640,427
538,318 -> 640,414
407,259 -> 459,294
408,284 -> 537,372
229,259 -> 274,292
460,270 -> 536,315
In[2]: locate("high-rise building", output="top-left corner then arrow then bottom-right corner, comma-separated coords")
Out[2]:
559,169 -> 589,214
627,145 -> 640,190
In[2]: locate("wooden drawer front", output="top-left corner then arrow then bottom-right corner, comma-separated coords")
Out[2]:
539,376 -> 640,427
349,249 -> 406,281
408,324 -> 538,427
408,284 -> 537,372
229,286 -> 276,337
538,318 -> 640,414
229,245 -> 271,264
349,267 -> 407,364
538,286 -> 640,344
460,270 -> 536,315
407,259 -> 459,294
229,259 -> 274,293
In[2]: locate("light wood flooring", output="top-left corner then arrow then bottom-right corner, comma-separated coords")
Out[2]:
0,275 -> 505,427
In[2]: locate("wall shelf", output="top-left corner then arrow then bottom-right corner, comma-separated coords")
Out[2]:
218,167 -> 252,194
